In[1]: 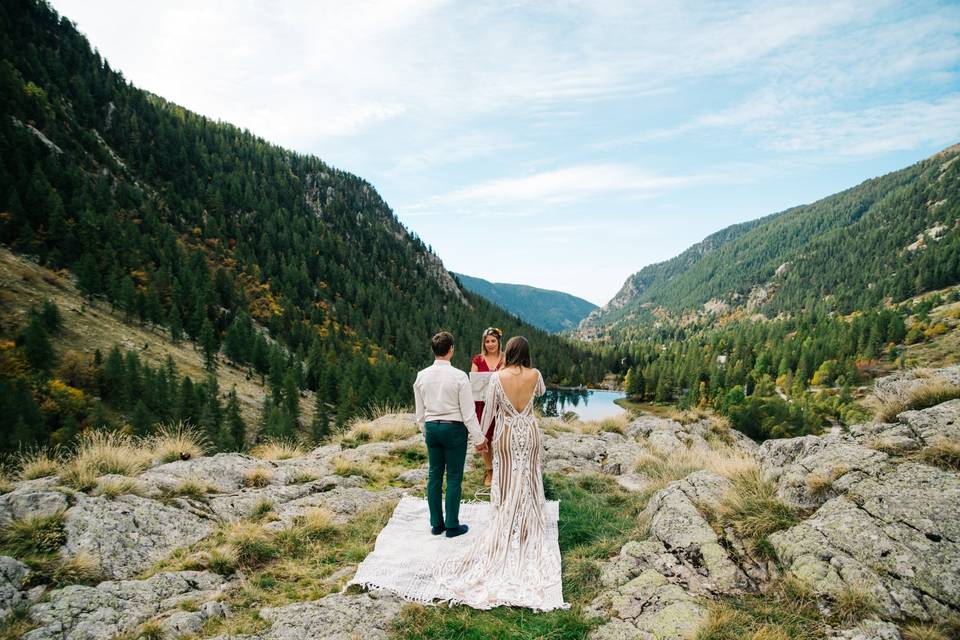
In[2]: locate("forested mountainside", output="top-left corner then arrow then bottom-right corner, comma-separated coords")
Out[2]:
0,0 -> 614,454
580,145 -> 960,336
453,273 -> 597,333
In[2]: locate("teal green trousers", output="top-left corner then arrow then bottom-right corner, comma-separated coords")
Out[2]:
424,421 -> 468,529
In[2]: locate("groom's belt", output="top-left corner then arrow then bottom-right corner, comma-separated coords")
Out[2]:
426,419 -> 463,425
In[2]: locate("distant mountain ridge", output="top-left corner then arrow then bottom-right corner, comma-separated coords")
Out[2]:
453,273 -> 597,333
580,144 -> 960,336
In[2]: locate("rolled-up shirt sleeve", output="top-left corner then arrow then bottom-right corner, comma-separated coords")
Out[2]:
459,375 -> 484,444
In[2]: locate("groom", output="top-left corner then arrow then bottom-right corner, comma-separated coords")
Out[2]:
413,331 -> 489,538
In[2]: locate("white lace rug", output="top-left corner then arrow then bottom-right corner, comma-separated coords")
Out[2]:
346,495 -> 565,609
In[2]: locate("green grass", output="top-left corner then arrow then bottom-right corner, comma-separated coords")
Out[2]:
695,577 -> 826,640
711,470 -> 802,562
390,473 -> 652,640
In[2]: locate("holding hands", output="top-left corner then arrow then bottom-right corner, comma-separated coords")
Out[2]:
475,439 -> 489,453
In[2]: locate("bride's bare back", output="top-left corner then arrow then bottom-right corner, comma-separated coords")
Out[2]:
497,365 -> 541,413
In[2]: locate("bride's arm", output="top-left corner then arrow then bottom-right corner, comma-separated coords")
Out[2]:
534,369 -> 546,397
478,375 -> 497,437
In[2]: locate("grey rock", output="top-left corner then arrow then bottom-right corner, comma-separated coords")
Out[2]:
160,599 -> 229,638
758,434 -> 888,510
626,415 -> 758,454
0,555 -> 30,618
256,591 -> 403,640
827,619 -> 902,640
63,494 -> 212,579
542,431 -> 643,475
23,571 -> 225,640
770,462 -> 960,622
641,471 -> 751,595
847,399 -> 960,453
0,482 -> 70,528
614,474 -> 651,492
204,477 -> 344,522
588,568 -> 708,640
266,486 -> 404,530
396,468 -> 428,485
138,453 -> 277,493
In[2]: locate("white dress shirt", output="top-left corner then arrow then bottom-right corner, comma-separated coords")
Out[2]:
413,359 -> 485,445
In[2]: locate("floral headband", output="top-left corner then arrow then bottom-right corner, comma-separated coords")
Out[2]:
483,327 -> 503,338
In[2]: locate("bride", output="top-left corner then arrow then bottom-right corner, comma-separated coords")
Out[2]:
431,336 -> 568,612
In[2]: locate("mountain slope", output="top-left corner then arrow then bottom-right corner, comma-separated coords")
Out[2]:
453,273 -> 597,333
0,0 -> 610,453
581,146 -> 960,336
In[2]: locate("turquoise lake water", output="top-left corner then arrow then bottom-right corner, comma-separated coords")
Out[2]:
535,387 -> 627,421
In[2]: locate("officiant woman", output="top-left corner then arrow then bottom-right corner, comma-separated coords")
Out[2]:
471,327 -> 505,487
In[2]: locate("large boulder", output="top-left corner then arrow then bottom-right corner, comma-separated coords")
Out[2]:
625,415 -> 758,454
265,486 -> 403,530
62,494 -> 212,579
758,434 -> 889,510
138,453 -> 282,493
0,479 -> 70,528
23,571 -> 227,640
254,591 -> 404,640
769,461 -> 960,622
541,431 -> 643,475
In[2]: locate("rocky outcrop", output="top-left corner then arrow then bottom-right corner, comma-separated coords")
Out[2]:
769,461 -> 959,622
62,494 -> 212,580
0,478 -> 71,528
23,571 -> 228,640
204,591 -> 404,640
0,556 -> 30,618
586,471 -> 754,640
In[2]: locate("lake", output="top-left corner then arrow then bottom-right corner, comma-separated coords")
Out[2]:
535,387 -> 627,421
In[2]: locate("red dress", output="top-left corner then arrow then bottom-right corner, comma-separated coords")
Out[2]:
473,354 -> 502,441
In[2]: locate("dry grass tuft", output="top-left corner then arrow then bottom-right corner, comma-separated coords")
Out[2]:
875,378 -> 960,422
332,457 -> 374,480
633,443 -> 759,492
0,466 -> 11,494
829,584 -> 877,627
166,478 -> 216,499
92,476 -> 147,499
716,469 -> 801,560
805,465 -> 848,497
16,447 -> 61,481
53,550 -> 102,585
60,430 -> 153,490
901,625 -> 948,640
250,437 -> 306,460
339,414 -> 418,445
225,521 -> 276,567
242,467 -> 273,488
912,437 -> 960,472
149,422 -> 209,464
288,469 -> 320,484
291,507 -> 338,540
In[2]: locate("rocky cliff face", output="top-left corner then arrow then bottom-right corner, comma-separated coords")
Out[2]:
1,370 -> 958,639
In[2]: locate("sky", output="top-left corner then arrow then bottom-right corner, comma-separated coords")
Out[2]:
51,0 -> 960,306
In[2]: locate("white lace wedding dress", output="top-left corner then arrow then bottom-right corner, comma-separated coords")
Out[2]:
430,369 -> 568,611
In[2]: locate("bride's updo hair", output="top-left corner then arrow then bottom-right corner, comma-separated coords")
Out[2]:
504,336 -> 531,368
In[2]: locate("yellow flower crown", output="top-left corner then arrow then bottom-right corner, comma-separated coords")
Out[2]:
484,327 -> 503,338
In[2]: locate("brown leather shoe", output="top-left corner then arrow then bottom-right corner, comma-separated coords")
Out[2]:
483,469 -> 492,487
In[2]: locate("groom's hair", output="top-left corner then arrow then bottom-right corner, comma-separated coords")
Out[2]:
431,331 -> 454,356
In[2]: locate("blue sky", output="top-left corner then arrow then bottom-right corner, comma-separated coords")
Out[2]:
52,0 -> 960,305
